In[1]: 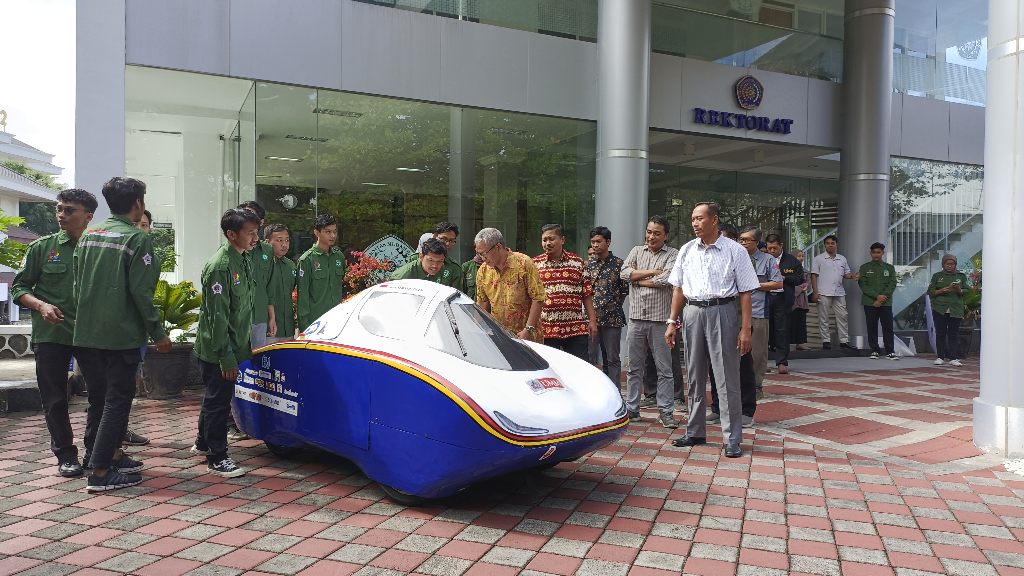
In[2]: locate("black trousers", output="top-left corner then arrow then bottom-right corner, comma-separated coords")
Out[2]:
76,347 -> 141,470
932,311 -> 962,360
770,294 -> 790,365
197,360 -> 236,463
34,343 -> 78,464
545,334 -> 590,361
709,352 -> 757,417
864,305 -> 895,354
790,308 -> 808,344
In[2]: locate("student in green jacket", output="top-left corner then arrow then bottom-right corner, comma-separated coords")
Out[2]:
238,201 -> 275,350
192,208 -> 260,478
462,254 -> 482,301
297,214 -> 345,330
858,242 -> 898,360
390,238 -> 464,288
73,177 -> 171,492
928,254 -> 969,367
265,223 -> 297,342
12,189 -> 97,478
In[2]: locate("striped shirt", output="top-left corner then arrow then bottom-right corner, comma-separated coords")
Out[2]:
620,244 -> 678,322
669,236 -> 760,300
534,251 -> 593,339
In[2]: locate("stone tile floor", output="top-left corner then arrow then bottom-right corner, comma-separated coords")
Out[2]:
1,358 -> 1023,576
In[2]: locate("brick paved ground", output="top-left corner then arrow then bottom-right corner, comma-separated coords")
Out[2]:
1,358 -> 1023,576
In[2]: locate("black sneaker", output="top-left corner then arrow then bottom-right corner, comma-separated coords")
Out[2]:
58,461 -> 84,478
227,426 -> 250,441
207,457 -> 246,478
822,342 -> 832,350
839,342 -> 854,350
111,453 -> 143,474
86,469 -> 142,492
638,394 -> 657,408
627,411 -> 642,422
123,429 -> 150,446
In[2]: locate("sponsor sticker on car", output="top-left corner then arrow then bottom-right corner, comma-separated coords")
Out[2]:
527,377 -> 565,394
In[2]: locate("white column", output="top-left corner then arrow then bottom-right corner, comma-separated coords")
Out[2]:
76,0 -> 127,222
595,0 -> 651,251
974,0 -> 1024,457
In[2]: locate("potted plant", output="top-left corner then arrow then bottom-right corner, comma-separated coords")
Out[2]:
141,280 -> 201,399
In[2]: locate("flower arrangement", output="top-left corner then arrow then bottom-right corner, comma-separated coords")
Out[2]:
344,251 -> 393,294
964,265 -> 982,321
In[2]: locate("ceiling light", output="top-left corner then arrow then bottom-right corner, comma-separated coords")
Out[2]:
285,134 -> 328,142
265,156 -> 302,162
396,167 -> 425,172
313,107 -> 363,118
488,127 -> 530,136
361,182 -> 388,186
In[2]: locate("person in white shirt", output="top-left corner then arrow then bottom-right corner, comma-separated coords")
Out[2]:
664,202 -> 760,459
809,235 -> 858,350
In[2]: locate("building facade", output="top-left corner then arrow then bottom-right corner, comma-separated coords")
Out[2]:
77,1 -> 1016,453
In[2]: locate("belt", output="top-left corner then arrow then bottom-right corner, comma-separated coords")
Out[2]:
687,296 -> 736,307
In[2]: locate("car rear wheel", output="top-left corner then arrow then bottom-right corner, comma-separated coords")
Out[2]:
380,483 -> 426,506
264,441 -> 300,458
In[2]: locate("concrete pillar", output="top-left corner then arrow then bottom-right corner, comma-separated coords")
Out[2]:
76,0 -> 127,223
837,0 -> 895,349
449,108 -> 476,263
595,0 -> 651,253
974,0 -> 1024,457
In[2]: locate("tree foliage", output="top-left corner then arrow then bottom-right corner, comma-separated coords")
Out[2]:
0,209 -> 27,269
2,160 -> 64,237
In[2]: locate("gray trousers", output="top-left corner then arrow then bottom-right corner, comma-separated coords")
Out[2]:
625,320 -> 674,417
589,326 -> 622,386
751,317 -> 770,387
683,303 -> 743,446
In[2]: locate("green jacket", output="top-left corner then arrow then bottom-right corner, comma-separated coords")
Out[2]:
929,270 -> 969,318
11,230 -> 78,345
269,255 -> 297,339
249,240 -> 275,325
297,245 -> 346,329
390,257 -> 465,291
857,260 -> 897,306
72,216 -> 167,350
462,259 -> 480,301
194,245 -> 255,372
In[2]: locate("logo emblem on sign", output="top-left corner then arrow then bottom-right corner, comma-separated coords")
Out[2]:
527,377 -> 565,394
261,355 -> 271,369
735,75 -> 764,110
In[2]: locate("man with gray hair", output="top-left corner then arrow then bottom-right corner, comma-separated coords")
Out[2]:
473,228 -> 546,339
738,225 -> 783,409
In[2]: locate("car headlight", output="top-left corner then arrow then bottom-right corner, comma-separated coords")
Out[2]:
614,400 -> 627,418
493,411 -> 550,436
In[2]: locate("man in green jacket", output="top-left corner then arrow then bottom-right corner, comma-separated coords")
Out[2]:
391,238 -> 464,289
858,242 -> 898,360
192,208 -> 260,478
297,214 -> 345,330
462,255 -> 482,301
238,201 -> 275,350
73,177 -> 171,492
12,189 -> 97,477
265,223 -> 297,342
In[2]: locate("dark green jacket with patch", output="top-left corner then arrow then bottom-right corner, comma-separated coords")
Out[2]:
11,230 -> 77,345
857,260 -> 897,306
297,245 -> 346,330
194,245 -> 255,372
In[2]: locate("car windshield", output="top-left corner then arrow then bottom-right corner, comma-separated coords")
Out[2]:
426,299 -> 549,371
358,291 -> 425,340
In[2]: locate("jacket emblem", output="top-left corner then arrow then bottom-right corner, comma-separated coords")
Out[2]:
211,282 -> 223,295
47,249 -> 61,262
231,271 -> 241,285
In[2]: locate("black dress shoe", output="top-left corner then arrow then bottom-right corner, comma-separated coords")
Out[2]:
839,342 -> 854,350
822,342 -> 832,350
724,444 -> 743,458
58,461 -> 84,478
672,436 -> 707,447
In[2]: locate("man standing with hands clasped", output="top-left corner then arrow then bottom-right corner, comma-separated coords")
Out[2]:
665,202 -> 759,458
858,242 -> 898,360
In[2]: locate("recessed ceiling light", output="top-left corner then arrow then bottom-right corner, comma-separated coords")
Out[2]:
361,182 -> 388,186
396,167 -> 425,172
313,107 -> 363,118
285,134 -> 328,142
265,156 -> 302,162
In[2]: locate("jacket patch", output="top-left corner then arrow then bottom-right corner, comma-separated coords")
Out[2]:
212,282 -> 223,295
47,249 -> 61,262
231,271 -> 241,285
142,253 -> 153,266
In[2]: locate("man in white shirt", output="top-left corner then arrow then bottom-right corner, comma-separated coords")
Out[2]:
664,202 -> 760,458
809,235 -> 858,350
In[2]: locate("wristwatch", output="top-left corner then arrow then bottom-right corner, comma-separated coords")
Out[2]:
525,325 -> 537,332
665,318 -> 678,325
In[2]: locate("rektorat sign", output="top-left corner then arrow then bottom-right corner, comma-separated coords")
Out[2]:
692,75 -> 795,135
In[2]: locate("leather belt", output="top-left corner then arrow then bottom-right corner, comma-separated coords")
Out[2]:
687,296 -> 736,307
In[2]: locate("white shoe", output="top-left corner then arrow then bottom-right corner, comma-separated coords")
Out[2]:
934,358 -> 945,365
949,359 -> 963,367
888,353 -> 899,361
870,352 -> 879,359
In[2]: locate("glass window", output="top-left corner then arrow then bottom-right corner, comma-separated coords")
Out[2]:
426,301 -> 550,371
358,291 -> 425,339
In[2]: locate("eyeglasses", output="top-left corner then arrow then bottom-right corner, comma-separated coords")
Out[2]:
738,237 -> 757,244
55,206 -> 79,215
475,243 -> 499,258
439,237 -> 457,246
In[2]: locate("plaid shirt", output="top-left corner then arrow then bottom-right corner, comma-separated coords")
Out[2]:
585,252 -> 628,328
620,244 -> 678,322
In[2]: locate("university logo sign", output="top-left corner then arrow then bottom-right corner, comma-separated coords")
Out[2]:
692,75 -> 794,135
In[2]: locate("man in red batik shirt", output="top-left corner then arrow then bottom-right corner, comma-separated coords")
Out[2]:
533,224 -> 598,360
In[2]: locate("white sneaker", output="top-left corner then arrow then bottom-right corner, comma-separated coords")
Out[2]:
208,457 -> 246,478
949,359 -> 963,367
934,358 -> 945,365
870,352 -> 879,359
888,353 -> 899,361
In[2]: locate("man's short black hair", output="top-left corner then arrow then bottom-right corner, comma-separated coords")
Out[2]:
265,223 -> 290,237
590,226 -> 611,242
434,221 -> 459,236
221,208 -> 261,235
648,215 -> 670,235
695,201 -> 721,220
142,210 -> 153,223
541,223 -> 564,237
101,177 -> 146,215
314,213 -> 337,231
420,238 -> 448,257
870,242 -> 886,251
56,189 -> 98,214
238,200 -> 266,221
764,233 -> 783,246
719,222 -> 738,240
824,234 -> 839,244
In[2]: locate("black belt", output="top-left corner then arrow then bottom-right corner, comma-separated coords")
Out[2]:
687,296 -> 736,307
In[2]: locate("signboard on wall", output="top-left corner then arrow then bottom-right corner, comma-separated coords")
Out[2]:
692,75 -> 795,135
363,234 -> 413,279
